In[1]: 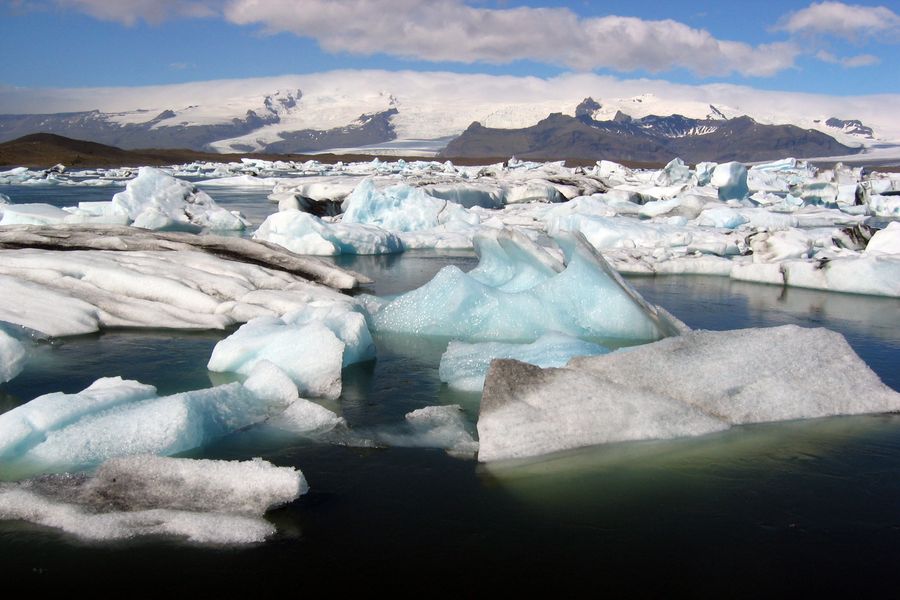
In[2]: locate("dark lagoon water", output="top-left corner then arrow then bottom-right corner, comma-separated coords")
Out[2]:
1,185 -> 899,594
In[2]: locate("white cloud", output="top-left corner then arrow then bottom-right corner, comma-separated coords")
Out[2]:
776,1 -> 900,41
214,0 -> 800,77
815,50 -> 880,67
55,0 -> 220,26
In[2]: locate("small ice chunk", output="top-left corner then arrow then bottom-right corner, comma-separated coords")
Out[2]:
866,222 -> 900,255
439,332 -> 608,392
253,209 -> 402,255
376,405 -> 479,458
477,325 -> 900,461
711,162 -> 749,201
0,329 -> 27,383
207,303 -> 375,399
0,456 -> 305,544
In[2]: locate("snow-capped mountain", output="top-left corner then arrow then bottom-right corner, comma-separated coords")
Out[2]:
0,71 -> 895,158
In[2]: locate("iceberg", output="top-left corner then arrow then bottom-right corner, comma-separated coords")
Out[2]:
477,325 -> 900,462
111,167 -> 247,231
438,332 -> 608,392
0,363 -> 296,475
0,329 -> 27,383
0,456 -> 305,544
342,178 -> 479,232
207,303 -> 376,399
374,405 -> 479,458
371,227 -> 684,342
711,162 -> 749,201
253,209 -> 402,255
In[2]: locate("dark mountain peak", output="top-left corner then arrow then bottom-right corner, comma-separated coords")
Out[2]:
825,117 -> 874,138
153,109 -> 176,121
612,110 -> 633,124
575,97 -> 602,119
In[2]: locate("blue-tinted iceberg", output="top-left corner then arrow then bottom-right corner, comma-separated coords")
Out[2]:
439,332 -> 609,392
0,364 -> 296,475
342,178 -> 479,232
371,227 -> 683,342
207,303 -> 376,399
253,209 -> 402,255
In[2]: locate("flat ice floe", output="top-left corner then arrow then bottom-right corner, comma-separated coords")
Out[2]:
0,247 -> 355,337
371,227 -> 685,342
477,325 -> 900,462
0,455 -> 305,544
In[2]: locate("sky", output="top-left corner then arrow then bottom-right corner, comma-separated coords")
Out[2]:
0,0 -> 898,96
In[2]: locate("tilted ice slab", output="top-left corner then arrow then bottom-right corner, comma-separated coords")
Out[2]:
371,227 -> 684,342
439,332 -> 609,392
111,167 -> 247,231
0,363 -> 297,475
0,248 -> 353,337
0,329 -> 28,383
208,303 -> 376,400
0,456 -> 305,544
253,209 -> 402,255
477,325 -> 900,462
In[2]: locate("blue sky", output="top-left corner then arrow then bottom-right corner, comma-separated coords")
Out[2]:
1,0 -> 898,95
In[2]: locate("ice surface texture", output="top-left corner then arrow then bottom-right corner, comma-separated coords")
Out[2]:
208,303 -> 376,399
0,456 -> 305,544
0,247 -> 353,336
0,364 -> 296,475
371,227 -> 684,342
478,325 -> 900,462
0,329 -> 27,383
439,332 -> 608,392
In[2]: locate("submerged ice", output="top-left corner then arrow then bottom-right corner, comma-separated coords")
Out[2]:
477,325 -> 900,462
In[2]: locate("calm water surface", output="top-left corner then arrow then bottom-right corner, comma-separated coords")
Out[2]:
1,185 -> 899,594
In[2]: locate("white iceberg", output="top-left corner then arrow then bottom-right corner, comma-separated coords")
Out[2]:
477,325 -> 900,462
0,455 -> 305,544
253,209 -> 402,255
207,303 -> 376,400
111,167 -> 247,231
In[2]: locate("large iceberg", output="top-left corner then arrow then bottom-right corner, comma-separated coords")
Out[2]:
477,325 -> 900,462
207,303 -> 376,399
0,455 -> 305,544
253,209 -> 402,255
371,227 -> 684,342
0,363 -> 297,475
439,332 -> 608,392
